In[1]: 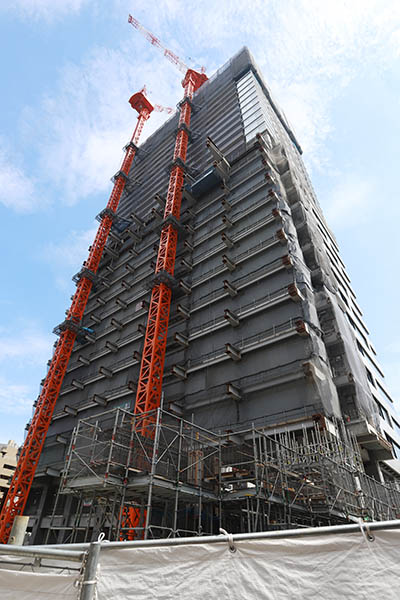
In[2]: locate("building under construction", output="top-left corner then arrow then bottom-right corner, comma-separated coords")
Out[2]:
16,46 -> 400,544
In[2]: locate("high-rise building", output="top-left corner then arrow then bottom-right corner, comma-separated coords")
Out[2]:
26,48 -> 400,544
0,441 -> 18,503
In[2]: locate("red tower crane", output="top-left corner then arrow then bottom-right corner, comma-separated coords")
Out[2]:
0,91 -> 154,543
128,14 -> 205,75
128,14 -> 207,436
138,85 -> 174,114
154,104 -> 174,114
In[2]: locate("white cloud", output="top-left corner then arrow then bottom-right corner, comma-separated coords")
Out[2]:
322,174 -> 376,228
0,322 -> 51,439
25,45 -> 180,205
386,341 -> 400,355
0,323 -> 53,429
138,0 -> 400,168
249,0 -> 400,169
40,225 -> 98,292
10,0 -> 400,211
268,80 -> 333,169
0,0 -> 87,21
0,378 -> 34,416
42,226 -> 98,269
0,140 -> 39,213
0,324 -> 53,367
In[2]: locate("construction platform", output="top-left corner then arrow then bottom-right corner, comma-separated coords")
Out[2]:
43,407 -> 400,543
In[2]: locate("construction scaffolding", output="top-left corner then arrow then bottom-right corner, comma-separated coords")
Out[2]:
44,407 -> 400,544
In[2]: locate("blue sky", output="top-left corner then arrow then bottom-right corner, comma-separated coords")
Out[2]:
0,0 -> 399,443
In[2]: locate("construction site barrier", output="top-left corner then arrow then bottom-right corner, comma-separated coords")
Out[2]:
0,520 -> 399,599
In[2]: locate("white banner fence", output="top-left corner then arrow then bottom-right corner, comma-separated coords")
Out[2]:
0,520 -> 399,599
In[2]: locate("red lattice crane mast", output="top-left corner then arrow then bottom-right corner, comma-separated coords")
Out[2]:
128,14 -> 207,436
0,90 -> 154,543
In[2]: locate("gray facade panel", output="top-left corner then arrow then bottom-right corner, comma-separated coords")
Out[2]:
26,47 -> 400,542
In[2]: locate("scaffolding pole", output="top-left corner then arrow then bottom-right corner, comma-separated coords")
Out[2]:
40,408 -> 400,544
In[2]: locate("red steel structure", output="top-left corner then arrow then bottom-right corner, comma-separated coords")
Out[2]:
128,13 -> 208,437
0,91 -> 153,543
128,14 -> 206,75
134,68 -> 207,436
138,85 -> 174,114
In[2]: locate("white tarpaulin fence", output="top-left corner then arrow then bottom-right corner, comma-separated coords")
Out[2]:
97,529 -> 400,600
0,547 -> 88,600
1,521 -> 400,599
0,568 -> 79,600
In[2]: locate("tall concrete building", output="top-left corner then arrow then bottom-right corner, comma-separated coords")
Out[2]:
0,441 -> 18,503
26,48 -> 400,543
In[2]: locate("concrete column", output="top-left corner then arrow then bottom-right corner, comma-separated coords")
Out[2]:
8,515 -> 29,545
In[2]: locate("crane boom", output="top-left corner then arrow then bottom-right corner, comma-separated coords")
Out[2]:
153,104 -> 174,114
0,90 -> 154,543
137,85 -> 174,114
128,14 -> 189,75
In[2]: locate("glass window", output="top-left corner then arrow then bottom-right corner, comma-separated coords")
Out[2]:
365,368 -> 375,387
237,72 -> 253,86
239,93 -> 257,108
245,122 -> 266,140
243,109 -> 263,125
373,396 -> 390,422
239,84 -> 257,99
245,126 -> 269,143
237,79 -> 253,92
385,434 -> 400,459
241,98 -> 260,112
238,87 -> 257,103
245,130 -> 258,142
245,128 -> 262,141
377,380 -> 394,404
238,85 -> 254,99
245,113 -> 265,128
392,419 -> 400,436
239,96 -> 259,114
242,104 -> 263,120
237,79 -> 254,93
244,114 -> 265,131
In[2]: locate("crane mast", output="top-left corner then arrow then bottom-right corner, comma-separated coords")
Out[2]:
134,68 -> 207,436
127,14 -> 208,438
0,91 -> 153,543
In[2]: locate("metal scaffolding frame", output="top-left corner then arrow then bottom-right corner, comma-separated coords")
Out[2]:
44,407 -> 400,544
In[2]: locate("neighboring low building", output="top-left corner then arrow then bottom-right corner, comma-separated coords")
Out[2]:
0,441 -> 18,503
